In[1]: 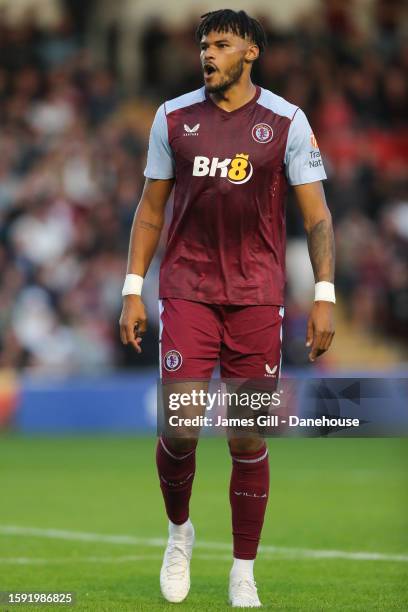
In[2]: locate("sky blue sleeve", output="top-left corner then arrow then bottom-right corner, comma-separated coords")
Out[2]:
144,104 -> 175,179
284,109 -> 327,185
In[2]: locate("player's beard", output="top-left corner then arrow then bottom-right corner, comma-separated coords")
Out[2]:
204,57 -> 245,94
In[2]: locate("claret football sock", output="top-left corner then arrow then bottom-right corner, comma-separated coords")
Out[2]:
229,443 -> 270,560
156,437 -> 197,525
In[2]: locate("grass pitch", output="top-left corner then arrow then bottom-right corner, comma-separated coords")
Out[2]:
0,436 -> 407,611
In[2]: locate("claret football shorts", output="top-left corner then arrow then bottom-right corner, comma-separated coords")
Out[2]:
159,298 -> 284,382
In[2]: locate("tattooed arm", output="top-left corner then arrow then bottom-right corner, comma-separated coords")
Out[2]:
126,178 -> 174,276
119,177 -> 174,352
293,181 -> 335,361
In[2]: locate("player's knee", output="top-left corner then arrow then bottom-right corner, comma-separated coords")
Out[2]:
228,437 -> 264,455
164,437 -> 198,454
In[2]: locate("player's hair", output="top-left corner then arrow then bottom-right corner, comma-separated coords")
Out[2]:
196,9 -> 267,55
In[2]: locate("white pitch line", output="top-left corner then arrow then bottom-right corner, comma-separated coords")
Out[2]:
0,555 -> 161,565
0,554 -> 238,565
0,526 -> 407,563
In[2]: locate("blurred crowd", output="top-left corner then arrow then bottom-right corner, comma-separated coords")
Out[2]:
0,0 -> 407,373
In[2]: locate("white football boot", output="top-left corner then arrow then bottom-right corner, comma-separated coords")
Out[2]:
160,519 -> 195,603
229,573 -> 262,607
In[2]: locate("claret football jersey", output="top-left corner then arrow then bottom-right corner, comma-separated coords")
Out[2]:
144,85 -> 326,305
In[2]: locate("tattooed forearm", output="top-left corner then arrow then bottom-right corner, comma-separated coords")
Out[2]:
137,219 -> 162,231
306,219 -> 335,282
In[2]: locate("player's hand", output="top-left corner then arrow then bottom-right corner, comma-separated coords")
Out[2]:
306,301 -> 335,362
119,295 -> 147,353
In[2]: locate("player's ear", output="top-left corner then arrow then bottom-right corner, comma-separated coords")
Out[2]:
244,43 -> 259,64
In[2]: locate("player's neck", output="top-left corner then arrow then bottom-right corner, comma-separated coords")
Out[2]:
209,79 -> 257,113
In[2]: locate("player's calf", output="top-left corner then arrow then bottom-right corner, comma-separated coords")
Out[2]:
156,437 -> 197,525
227,441 -> 268,607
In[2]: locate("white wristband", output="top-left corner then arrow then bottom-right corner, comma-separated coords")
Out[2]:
314,281 -> 336,303
122,274 -> 143,296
